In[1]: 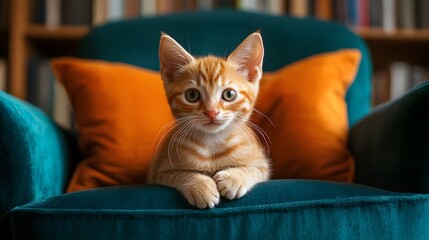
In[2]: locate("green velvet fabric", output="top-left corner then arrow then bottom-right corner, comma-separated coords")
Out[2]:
350,82 -> 429,193
0,91 -> 70,237
77,9 -> 372,126
10,180 -> 429,239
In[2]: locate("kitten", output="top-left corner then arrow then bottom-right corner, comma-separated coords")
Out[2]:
148,32 -> 270,209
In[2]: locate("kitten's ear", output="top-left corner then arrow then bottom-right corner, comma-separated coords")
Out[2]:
159,33 -> 194,83
227,32 -> 264,83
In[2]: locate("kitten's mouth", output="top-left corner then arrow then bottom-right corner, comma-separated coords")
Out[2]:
204,122 -> 221,126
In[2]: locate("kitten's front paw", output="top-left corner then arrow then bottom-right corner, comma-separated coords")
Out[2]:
214,169 -> 252,200
182,175 -> 220,209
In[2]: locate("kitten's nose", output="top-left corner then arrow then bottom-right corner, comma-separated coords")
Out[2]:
204,110 -> 219,120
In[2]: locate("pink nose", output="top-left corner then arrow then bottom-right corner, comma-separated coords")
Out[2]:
204,110 -> 219,120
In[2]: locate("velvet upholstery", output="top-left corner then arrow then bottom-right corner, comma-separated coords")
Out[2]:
350,81 -> 429,193
0,91 -> 71,238
10,180 -> 429,239
1,9 -> 428,239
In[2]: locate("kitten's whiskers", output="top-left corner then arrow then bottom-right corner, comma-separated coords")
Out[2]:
254,108 -> 276,128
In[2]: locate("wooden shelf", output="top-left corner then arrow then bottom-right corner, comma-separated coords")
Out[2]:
26,25 -> 89,40
354,27 -> 429,42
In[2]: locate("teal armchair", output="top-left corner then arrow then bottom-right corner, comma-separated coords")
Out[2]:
2,10 -> 429,239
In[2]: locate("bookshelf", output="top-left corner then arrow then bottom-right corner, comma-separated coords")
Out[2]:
5,0 -> 429,106
26,25 -> 89,40
0,0 -> 8,91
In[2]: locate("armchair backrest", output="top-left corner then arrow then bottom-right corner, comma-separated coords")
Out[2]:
77,9 -> 372,126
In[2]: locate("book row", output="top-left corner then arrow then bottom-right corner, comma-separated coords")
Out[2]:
26,56 -> 73,129
373,62 -> 429,105
30,0 -> 429,31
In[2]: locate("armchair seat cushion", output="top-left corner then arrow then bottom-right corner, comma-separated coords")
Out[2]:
10,180 -> 429,239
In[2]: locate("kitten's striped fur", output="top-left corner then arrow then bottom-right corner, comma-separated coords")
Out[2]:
148,32 -> 270,209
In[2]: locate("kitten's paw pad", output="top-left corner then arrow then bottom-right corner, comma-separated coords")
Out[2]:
214,170 -> 249,200
183,178 -> 220,209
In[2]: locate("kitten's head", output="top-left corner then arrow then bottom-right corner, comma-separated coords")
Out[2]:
159,32 -> 264,134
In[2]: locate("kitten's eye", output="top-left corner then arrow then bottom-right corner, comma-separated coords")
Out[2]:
185,89 -> 201,103
222,89 -> 237,102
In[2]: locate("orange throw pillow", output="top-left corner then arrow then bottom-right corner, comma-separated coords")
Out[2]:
53,49 -> 360,192
52,58 -> 174,192
254,49 -> 361,182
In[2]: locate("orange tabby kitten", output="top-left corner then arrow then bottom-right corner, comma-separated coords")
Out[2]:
148,32 -> 270,209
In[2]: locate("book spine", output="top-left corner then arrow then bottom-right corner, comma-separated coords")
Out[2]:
382,0 -> 396,32
158,0 -> 183,15
369,0 -> 382,27
45,0 -> 61,28
237,0 -> 261,12
62,0 -> 92,26
289,0 -> 309,17
0,59 -> 6,91
140,0 -> 157,16
334,0 -> 347,23
0,0 -> 8,29
419,0 -> 429,28
124,0 -> 141,18
53,78 -> 72,129
107,0 -> 124,21
390,62 -> 411,100
357,0 -> 369,27
372,70 -> 390,105
93,0 -> 107,25
410,65 -> 429,88
37,59 -> 54,115
398,0 -> 416,29
266,0 -> 285,15
315,0 -> 333,20
346,0 -> 358,26
196,0 -> 215,10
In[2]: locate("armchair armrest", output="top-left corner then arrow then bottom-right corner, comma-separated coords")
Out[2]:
0,91 -> 73,236
349,82 -> 429,193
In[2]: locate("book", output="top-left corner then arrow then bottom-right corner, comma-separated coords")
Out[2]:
37,59 -> 55,115
382,0 -> 396,32
411,65 -> 429,88
27,56 -> 55,115
33,0 -> 46,24
333,0 -> 347,23
217,0 -> 237,8
237,0 -> 263,12
315,0 -> 332,20
107,0 -> 124,21
124,0 -> 141,18
140,0 -> 157,16
62,0 -> 92,26
369,0 -> 382,27
289,0 -> 309,17
0,0 -> 8,29
0,59 -> 6,91
266,0 -> 285,15
372,69 -> 390,105
390,62 -> 411,100
346,0 -> 358,26
158,0 -> 183,15
53,79 -> 72,129
196,0 -> 215,10
418,0 -> 429,28
45,0 -> 61,28
398,0 -> 416,29
357,0 -> 369,27
92,0 -> 107,25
